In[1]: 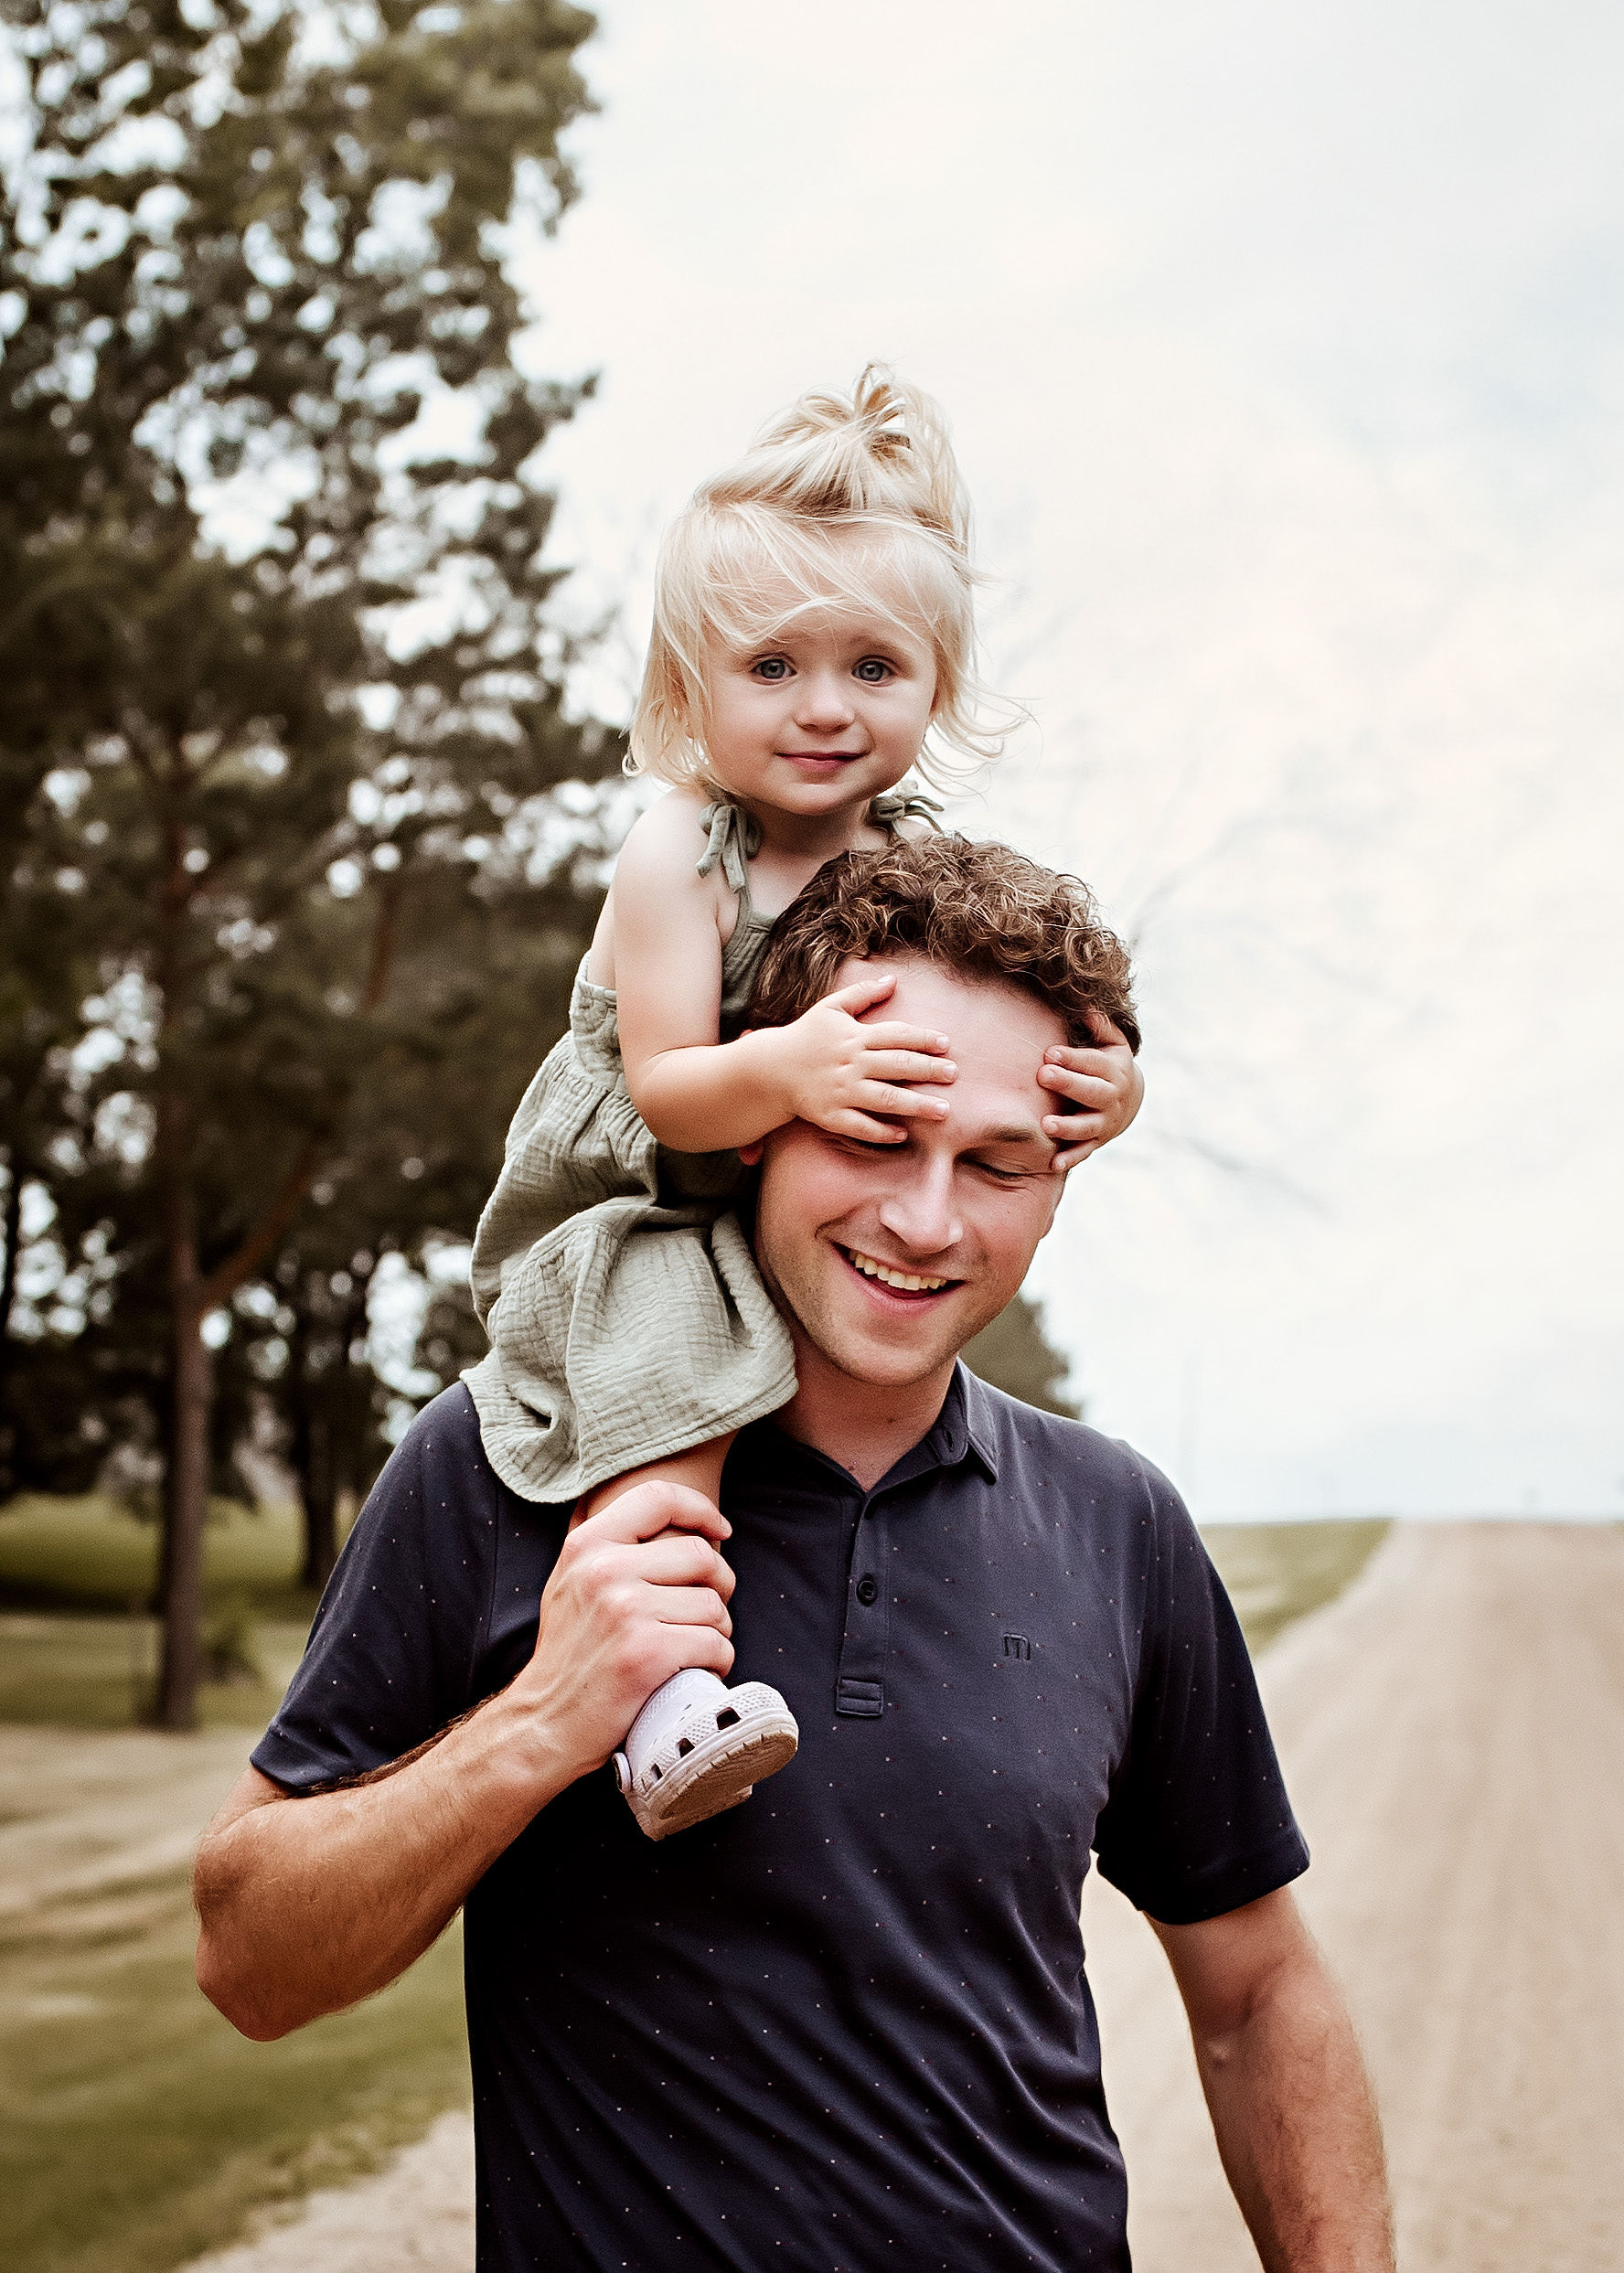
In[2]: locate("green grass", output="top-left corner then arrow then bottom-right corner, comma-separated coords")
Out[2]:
0,1871 -> 469,2273
0,1493 -> 326,1730
1201,1517 -> 1391,1657
0,1496 -> 469,2273
0,1493 -> 314,1617
0,1613 -> 312,1731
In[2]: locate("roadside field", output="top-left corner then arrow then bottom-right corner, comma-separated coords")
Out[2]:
0,1715 -> 470,2273
0,1616 -> 312,1734
0,1843 -> 467,2273
0,1495 -> 312,1617
0,1493 -> 326,1732
0,1505 -> 1389,2273
1200,1516 -> 1388,1655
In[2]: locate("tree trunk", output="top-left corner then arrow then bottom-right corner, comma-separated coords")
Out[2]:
153,966 -> 210,1730
298,1405 -> 338,1592
0,1155 -> 21,1355
152,797 -> 208,1730
155,1297 -> 211,1728
0,1158 -> 22,1495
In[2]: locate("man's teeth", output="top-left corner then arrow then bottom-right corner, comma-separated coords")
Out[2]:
846,1248 -> 950,1294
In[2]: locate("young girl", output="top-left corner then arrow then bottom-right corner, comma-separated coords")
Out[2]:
465,368 -> 1141,1840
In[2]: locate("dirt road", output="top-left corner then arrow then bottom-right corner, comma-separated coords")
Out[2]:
0,1722 -> 250,1921
182,1520 -> 1624,2271
1089,1519 -> 1624,2271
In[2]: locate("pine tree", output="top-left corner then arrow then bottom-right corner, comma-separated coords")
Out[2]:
1,0 -> 609,1723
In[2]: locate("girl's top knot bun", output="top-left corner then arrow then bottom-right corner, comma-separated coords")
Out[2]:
701,363 -> 970,550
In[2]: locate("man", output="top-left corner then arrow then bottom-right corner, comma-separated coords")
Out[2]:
195,838 -> 1393,2272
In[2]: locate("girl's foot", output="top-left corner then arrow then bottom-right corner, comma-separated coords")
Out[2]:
613,1668 -> 798,1841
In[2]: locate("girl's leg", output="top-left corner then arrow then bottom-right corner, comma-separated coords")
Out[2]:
569,1434 -> 738,1531
569,1435 -> 798,1841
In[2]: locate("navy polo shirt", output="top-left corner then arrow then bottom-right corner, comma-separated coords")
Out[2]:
255,1373 -> 1306,2273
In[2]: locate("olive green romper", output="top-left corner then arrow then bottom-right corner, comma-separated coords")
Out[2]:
465,791 -> 935,1504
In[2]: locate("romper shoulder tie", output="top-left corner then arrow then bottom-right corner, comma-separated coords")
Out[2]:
696,785 -> 942,898
868,785 -> 945,833
696,799 -> 762,894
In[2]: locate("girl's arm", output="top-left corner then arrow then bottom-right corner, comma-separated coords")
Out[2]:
612,802 -> 954,1153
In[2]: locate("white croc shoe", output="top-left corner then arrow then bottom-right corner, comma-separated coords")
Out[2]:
613,1668 -> 798,1841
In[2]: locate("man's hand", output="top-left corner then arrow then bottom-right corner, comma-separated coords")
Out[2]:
1154,1889 -> 1394,2272
194,1484 -> 735,2042
764,968 -> 957,1143
525,1483 -> 736,1776
1036,1013 -> 1143,1170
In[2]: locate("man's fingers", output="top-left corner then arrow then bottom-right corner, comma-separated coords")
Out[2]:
639,1582 -> 735,1632
649,1629 -> 735,1682
634,1533 -> 737,1599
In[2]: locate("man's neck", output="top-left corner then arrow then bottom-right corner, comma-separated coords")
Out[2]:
775,1339 -> 957,1493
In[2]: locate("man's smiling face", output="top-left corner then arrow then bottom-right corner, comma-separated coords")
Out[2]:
747,957 -> 1070,1392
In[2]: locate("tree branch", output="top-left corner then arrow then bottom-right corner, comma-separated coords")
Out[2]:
196,874 -> 405,1313
360,870 -> 402,1013
197,1131 -> 328,1316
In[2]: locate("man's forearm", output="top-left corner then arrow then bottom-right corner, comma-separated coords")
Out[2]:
196,1487 -> 737,2042
194,1687 -> 572,2040
1191,1955 -> 1393,2272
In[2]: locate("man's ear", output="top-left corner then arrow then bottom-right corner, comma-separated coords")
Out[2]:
738,1139 -> 765,1169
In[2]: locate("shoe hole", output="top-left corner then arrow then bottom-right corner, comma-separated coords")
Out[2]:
677,1738 -> 694,1757
648,1763 -> 662,1780
715,1707 -> 739,1729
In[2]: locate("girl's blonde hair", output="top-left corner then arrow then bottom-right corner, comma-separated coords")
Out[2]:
628,366 -> 1005,793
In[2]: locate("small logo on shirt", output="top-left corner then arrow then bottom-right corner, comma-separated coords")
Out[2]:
1002,1633 -> 1033,1660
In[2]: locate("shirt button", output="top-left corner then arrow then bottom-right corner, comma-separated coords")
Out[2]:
856,1575 -> 879,1606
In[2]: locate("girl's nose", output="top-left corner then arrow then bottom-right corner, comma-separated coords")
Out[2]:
794,669 -> 857,729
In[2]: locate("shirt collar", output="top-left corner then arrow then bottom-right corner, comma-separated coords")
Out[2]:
738,1361 -> 1000,1495
952,1362 -> 1003,1483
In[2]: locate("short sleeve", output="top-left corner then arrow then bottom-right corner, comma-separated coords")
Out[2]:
251,1387 -> 501,1793
1092,1458 -> 1309,1925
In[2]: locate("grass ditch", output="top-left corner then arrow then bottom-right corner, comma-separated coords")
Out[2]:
0,1870 -> 467,2273
0,1494 -> 330,1731
0,1493 -> 317,1618
1201,1516 -> 1390,1657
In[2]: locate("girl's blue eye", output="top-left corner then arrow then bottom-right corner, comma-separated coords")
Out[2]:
854,657 -> 892,683
753,656 -> 791,680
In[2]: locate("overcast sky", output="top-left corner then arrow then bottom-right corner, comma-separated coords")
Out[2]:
506,0 -> 1623,1519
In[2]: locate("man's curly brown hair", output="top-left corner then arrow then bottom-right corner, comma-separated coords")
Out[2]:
747,834 -> 1139,1052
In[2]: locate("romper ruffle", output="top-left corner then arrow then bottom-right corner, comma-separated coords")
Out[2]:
464,790 -> 939,1503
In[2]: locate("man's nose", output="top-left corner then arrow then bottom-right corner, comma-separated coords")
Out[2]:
875,1153 -> 961,1258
